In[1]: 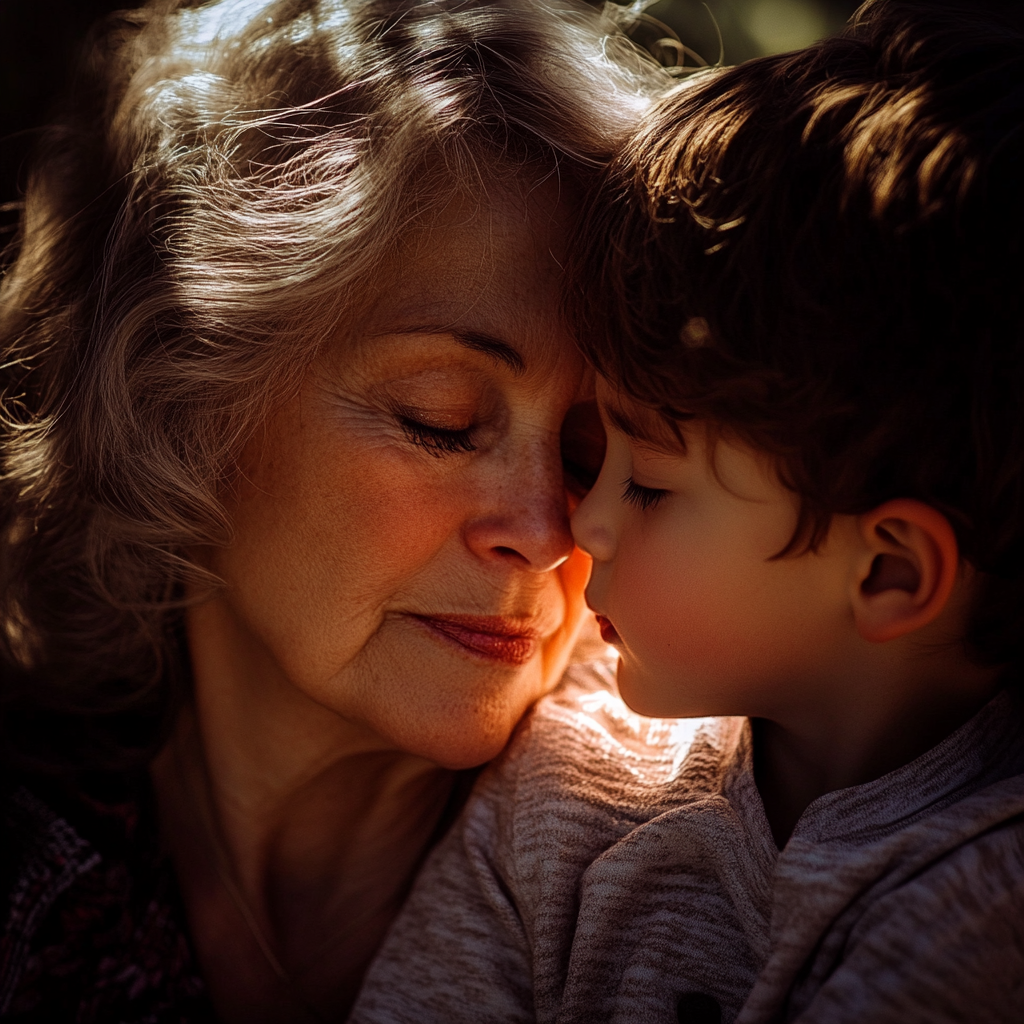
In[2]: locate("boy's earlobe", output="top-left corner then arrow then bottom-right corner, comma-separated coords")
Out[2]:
851,499 -> 959,644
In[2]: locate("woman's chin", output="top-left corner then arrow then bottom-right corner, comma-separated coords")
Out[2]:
376,668 -> 547,769
397,686 -> 540,768
335,616 -> 553,767
365,717 -> 512,770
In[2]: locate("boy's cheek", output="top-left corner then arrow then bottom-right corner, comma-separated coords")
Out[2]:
604,548 -> 767,715
603,556 -> 701,702
609,545 -> 709,648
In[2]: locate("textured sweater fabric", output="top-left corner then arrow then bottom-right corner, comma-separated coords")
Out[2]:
350,657 -> 1024,1024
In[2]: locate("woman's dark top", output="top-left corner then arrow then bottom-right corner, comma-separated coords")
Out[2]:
0,762 -> 477,1022
0,770 -> 214,1022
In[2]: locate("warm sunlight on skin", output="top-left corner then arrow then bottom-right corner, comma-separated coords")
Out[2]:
572,385 -> 857,721
190,185 -> 593,772
572,381 -> 1002,844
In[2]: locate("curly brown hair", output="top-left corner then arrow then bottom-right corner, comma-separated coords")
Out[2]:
0,0 -> 669,773
569,0 -> 1024,673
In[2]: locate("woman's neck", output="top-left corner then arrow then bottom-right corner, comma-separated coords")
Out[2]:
150,600 -> 460,1022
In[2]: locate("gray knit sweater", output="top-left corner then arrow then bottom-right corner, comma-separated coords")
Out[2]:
350,657 -> 1024,1024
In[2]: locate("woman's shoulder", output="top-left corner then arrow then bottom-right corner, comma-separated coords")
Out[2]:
499,653 -> 735,808
0,772 -> 212,1023
463,654 -> 742,875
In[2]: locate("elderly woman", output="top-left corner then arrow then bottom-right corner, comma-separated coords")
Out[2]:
0,1 -> 667,1020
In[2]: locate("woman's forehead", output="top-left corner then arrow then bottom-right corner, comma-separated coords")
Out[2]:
355,186 -> 573,355
400,182 -> 570,274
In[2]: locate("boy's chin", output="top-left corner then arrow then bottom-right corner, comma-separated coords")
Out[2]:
614,659 -> 706,719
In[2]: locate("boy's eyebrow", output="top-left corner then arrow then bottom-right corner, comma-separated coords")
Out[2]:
604,400 -> 686,453
605,403 -> 648,439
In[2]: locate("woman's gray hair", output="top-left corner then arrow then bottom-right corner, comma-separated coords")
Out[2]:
0,0 -> 668,770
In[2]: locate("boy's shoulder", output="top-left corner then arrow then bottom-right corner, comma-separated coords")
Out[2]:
348,662 -> 757,1024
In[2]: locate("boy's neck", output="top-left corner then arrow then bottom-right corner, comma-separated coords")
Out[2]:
752,673 -> 1001,848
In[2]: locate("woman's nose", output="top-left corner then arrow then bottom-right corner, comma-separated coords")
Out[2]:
463,443 -> 575,573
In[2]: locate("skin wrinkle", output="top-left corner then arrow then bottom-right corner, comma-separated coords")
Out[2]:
201,188 -> 585,749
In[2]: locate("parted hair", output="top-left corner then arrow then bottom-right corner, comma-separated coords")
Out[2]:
0,0 -> 666,771
569,0 -> 1024,672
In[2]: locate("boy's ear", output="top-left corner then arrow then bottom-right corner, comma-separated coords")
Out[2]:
851,499 -> 959,644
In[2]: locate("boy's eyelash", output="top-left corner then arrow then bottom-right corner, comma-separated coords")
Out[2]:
621,477 -> 668,511
399,416 -> 477,457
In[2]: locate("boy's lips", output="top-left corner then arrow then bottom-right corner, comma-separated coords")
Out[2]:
410,613 -> 542,666
595,614 -> 622,645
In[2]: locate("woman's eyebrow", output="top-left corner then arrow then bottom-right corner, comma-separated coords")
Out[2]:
452,330 -> 526,375
376,322 -> 527,375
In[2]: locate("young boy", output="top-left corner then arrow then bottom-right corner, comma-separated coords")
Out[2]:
350,1 -> 1024,1021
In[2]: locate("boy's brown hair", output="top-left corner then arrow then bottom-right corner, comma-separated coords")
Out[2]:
569,0 -> 1024,672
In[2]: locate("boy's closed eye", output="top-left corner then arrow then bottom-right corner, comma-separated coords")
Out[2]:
621,477 -> 669,511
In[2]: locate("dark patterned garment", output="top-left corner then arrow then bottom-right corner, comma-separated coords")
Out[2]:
0,772 -> 215,1023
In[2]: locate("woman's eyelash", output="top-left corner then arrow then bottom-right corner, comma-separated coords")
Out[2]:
621,477 -> 668,511
399,417 -> 477,457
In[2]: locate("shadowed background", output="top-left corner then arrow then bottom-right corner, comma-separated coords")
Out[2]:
0,0 -> 861,244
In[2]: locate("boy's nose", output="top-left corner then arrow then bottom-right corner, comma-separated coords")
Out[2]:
571,486 -> 618,563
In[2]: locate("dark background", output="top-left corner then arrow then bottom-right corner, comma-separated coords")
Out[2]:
0,0 -> 861,243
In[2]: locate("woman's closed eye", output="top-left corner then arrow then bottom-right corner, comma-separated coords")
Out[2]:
399,414 -> 477,457
621,477 -> 668,511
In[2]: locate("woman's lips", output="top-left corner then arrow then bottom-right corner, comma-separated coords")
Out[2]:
411,614 -> 541,666
595,614 -> 622,645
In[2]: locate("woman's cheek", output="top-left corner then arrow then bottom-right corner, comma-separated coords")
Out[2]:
223,427 -> 468,690
539,546 -> 590,686
317,457 -> 459,575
